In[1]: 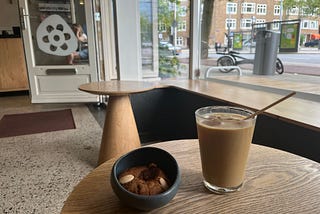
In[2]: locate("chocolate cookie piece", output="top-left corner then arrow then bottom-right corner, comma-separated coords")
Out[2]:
118,163 -> 170,195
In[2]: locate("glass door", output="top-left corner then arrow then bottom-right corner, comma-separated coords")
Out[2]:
19,0 -> 99,103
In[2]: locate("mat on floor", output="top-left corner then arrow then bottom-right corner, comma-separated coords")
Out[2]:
0,109 -> 76,138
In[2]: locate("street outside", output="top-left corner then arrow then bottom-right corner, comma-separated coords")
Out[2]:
177,48 -> 320,76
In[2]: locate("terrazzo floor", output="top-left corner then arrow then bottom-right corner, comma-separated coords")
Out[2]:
0,95 -> 104,214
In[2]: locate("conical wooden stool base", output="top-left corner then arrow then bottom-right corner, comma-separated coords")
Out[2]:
98,95 -> 140,165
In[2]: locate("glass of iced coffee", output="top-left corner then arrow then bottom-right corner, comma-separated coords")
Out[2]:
195,106 -> 256,194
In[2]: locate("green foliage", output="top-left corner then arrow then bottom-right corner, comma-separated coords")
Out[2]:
283,0 -> 320,17
158,0 -> 181,36
300,34 -> 306,45
159,56 -> 180,78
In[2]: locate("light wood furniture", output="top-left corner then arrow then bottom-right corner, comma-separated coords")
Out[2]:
79,80 -> 320,165
161,80 -> 320,131
0,38 -> 29,92
79,81 -> 158,165
61,139 -> 320,213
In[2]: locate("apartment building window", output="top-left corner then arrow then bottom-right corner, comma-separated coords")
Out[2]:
287,6 -> 299,15
241,3 -> 255,14
241,19 -> 252,29
177,20 -> 187,31
179,5 -> 187,17
226,19 -> 236,30
257,4 -> 267,15
274,5 -> 280,15
255,19 -> 266,28
256,19 -> 265,23
302,20 -> 319,29
159,22 -> 166,32
177,36 -> 184,46
273,20 -> 280,30
226,2 -> 237,14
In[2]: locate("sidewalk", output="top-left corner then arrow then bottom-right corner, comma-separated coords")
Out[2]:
208,47 -> 320,54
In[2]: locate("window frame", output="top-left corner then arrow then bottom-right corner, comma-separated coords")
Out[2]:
241,3 -> 255,14
274,5 -> 280,15
177,20 -> 187,31
225,18 -> 237,30
257,4 -> 267,15
226,2 -> 237,14
240,18 -> 253,29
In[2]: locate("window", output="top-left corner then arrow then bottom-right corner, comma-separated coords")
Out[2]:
287,6 -> 299,15
226,19 -> 236,30
255,19 -> 266,29
177,36 -> 184,46
274,5 -> 280,15
179,5 -> 187,17
257,4 -> 267,15
256,19 -> 265,24
272,20 -> 280,30
177,21 -> 187,31
241,3 -> 255,14
158,22 -> 166,32
241,19 -> 252,29
226,2 -> 237,14
302,20 -> 319,29
310,20 -> 318,29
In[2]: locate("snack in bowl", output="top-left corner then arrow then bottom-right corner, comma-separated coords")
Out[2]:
110,147 -> 180,211
118,163 -> 170,195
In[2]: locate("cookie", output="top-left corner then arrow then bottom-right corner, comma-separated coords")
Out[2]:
118,163 -> 170,195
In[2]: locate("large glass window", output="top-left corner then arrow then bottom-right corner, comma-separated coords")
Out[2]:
140,0 -> 190,79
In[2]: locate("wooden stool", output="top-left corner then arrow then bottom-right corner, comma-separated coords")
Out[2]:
79,81 -> 157,165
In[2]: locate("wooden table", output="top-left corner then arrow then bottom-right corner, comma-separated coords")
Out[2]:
61,139 -> 320,213
79,81 -> 157,165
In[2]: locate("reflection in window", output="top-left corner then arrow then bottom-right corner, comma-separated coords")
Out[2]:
140,0 -> 154,73
178,21 -> 187,31
140,0 -> 190,79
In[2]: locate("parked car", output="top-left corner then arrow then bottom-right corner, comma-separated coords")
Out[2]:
304,40 -> 319,47
159,41 -> 182,55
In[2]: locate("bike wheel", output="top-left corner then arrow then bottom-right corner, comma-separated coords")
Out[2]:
217,56 -> 235,73
276,58 -> 284,74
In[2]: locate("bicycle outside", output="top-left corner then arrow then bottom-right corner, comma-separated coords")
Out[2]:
216,50 -> 284,74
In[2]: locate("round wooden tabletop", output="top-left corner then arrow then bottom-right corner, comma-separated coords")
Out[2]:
61,139 -> 320,213
79,81 -> 159,96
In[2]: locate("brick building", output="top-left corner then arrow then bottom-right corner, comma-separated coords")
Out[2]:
210,0 -> 320,47
166,0 -> 320,49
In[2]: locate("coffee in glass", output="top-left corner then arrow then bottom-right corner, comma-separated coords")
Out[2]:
195,106 -> 256,193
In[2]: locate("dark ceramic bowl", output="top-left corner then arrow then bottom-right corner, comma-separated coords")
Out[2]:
110,147 -> 181,211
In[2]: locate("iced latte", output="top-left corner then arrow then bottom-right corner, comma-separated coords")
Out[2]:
195,106 -> 256,193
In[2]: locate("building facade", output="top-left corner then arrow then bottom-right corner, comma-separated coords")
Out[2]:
210,0 -> 320,47
168,0 -> 320,49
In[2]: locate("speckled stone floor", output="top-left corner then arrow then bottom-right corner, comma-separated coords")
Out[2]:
0,95 -> 103,214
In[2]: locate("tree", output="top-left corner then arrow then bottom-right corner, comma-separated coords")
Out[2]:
201,0 -> 214,59
283,0 -> 320,18
158,0 -> 181,41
